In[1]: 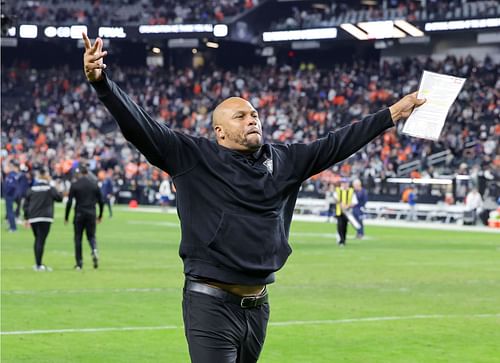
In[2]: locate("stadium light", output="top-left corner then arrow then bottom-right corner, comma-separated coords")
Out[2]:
213,24 -> 228,37
262,27 -> 337,42
139,24 -> 213,34
425,18 -> 500,31
19,25 -> 38,39
7,26 -> 16,36
206,41 -> 219,48
358,21 -> 406,39
340,23 -> 368,40
394,20 -> 425,37
151,47 -> 161,54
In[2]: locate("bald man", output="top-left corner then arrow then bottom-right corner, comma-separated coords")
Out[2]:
83,34 -> 425,363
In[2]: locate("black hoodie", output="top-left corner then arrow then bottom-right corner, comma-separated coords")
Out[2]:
24,180 -> 63,223
91,73 -> 394,285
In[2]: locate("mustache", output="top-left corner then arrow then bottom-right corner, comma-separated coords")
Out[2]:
246,127 -> 262,135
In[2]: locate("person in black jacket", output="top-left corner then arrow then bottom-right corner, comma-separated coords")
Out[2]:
23,169 -> 63,271
83,34 -> 425,363
64,164 -> 104,270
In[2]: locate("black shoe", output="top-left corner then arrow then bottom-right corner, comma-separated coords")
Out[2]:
92,249 -> 99,269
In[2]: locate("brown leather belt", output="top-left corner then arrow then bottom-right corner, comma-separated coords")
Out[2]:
184,280 -> 268,309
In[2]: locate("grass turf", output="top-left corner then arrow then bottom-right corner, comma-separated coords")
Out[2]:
1,205 -> 499,362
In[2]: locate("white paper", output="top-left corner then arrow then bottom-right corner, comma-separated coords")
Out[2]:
402,70 -> 466,141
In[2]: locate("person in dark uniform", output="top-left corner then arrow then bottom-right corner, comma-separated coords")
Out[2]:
333,179 -> 358,246
83,34 -> 425,363
100,169 -> 114,218
23,169 -> 63,271
352,179 -> 368,239
4,162 -> 19,232
64,164 -> 104,270
15,165 -> 31,220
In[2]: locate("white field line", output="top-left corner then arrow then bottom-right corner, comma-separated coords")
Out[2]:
2,313 -> 499,336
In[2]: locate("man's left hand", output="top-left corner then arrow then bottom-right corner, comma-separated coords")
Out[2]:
389,91 -> 426,123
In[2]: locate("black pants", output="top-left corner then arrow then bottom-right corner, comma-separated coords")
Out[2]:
74,214 -> 97,267
182,288 -> 270,363
104,198 -> 112,217
31,222 -> 51,266
336,213 -> 348,245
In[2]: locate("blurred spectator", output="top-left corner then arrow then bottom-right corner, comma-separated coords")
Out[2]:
99,169 -> 115,218
15,164 -> 31,220
352,179 -> 367,238
3,162 -> 19,232
465,187 -> 483,224
402,186 -> 417,221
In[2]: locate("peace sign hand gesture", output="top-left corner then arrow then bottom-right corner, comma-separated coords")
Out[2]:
82,32 -> 107,82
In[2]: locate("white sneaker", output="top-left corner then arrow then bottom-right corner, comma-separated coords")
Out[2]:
33,265 -> 53,272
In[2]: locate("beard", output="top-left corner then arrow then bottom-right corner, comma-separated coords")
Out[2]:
225,129 -> 262,152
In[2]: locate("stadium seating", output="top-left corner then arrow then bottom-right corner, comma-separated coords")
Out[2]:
270,0 -> 500,30
1,53 -> 497,214
10,0 -> 257,25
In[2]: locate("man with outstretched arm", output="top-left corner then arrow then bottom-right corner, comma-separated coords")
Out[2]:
82,33 -> 425,363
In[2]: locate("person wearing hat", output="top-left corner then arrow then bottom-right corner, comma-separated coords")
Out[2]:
64,164 -> 104,269
23,169 -> 63,271
333,179 -> 358,246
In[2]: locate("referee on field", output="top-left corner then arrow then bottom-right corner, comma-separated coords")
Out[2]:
83,34 -> 425,362
65,164 -> 104,270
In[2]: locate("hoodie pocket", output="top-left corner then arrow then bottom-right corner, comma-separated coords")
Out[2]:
207,212 -> 292,275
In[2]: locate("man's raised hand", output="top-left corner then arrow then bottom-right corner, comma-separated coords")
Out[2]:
82,32 -> 107,82
389,91 -> 426,123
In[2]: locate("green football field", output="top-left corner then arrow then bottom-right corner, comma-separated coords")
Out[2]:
1,205 -> 499,363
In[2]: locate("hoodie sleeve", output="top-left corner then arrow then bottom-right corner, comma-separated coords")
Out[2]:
90,73 -> 200,176
289,108 -> 394,180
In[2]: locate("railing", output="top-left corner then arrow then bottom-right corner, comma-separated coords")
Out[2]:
294,198 -> 468,224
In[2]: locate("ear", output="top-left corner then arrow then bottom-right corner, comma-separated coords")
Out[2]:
214,125 -> 225,139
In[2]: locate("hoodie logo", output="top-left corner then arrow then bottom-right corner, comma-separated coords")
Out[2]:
263,158 -> 273,174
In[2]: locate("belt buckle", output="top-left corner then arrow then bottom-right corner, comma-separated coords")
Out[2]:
240,296 -> 257,309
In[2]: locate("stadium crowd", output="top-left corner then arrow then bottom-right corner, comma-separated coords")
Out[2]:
1,54 -> 499,207
271,0 -> 500,30
9,0 -> 256,26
